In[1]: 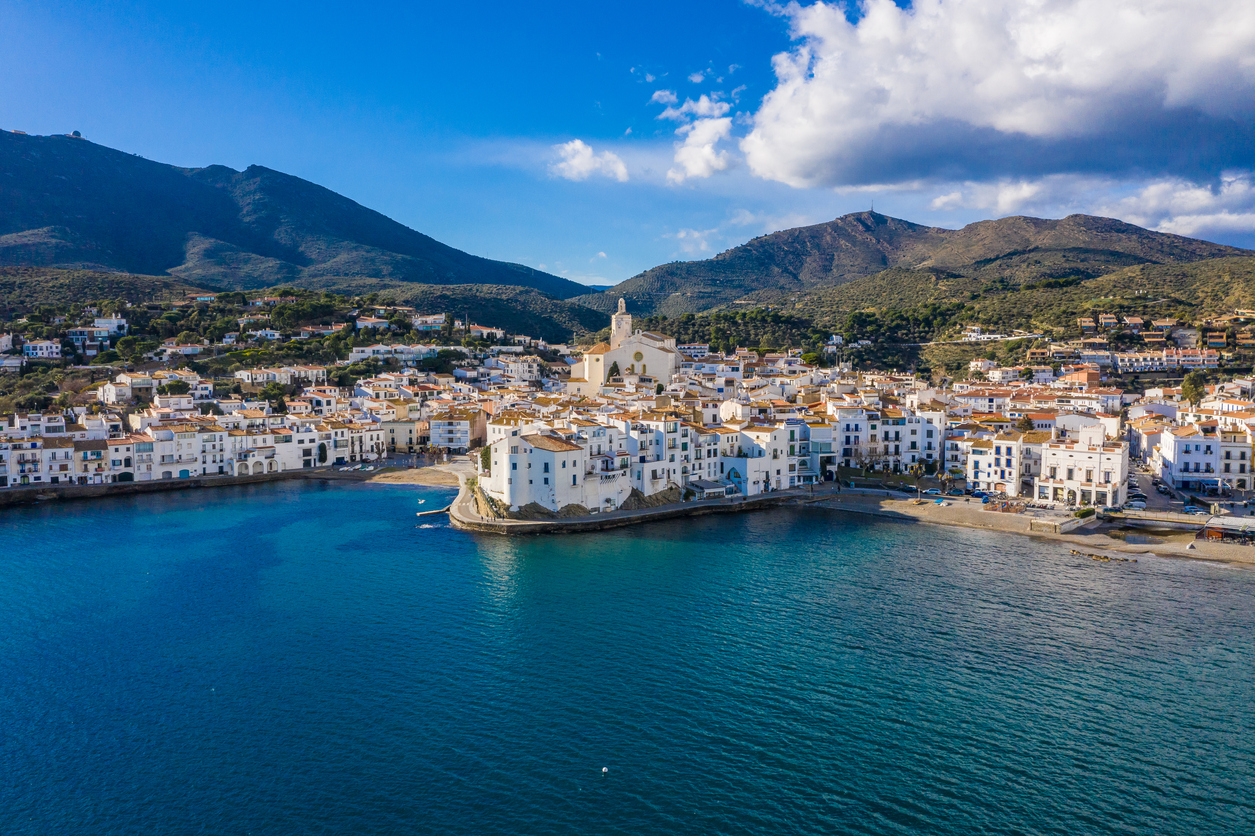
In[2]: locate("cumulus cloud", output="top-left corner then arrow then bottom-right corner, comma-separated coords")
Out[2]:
742,0 -> 1255,188
650,89 -> 678,105
1101,173 -> 1255,239
549,139 -> 629,183
918,171 -> 1255,242
688,71 -> 706,83
667,117 -> 735,184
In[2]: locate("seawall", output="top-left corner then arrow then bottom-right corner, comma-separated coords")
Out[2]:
0,468 -> 360,508
449,486 -> 821,535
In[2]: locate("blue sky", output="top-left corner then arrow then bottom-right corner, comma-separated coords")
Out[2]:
3,0 -> 1255,286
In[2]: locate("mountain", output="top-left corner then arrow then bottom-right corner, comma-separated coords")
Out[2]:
573,211 -> 1254,317
0,131 -> 586,298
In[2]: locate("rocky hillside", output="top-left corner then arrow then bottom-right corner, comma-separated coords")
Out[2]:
574,211 -> 1252,317
0,131 -> 586,298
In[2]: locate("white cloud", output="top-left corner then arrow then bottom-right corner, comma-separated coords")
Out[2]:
597,251 -> 607,258
920,170 -> 1255,241
657,94 -> 731,122
549,139 -> 629,183
650,89 -> 678,106
688,71 -> 706,83
742,0 -> 1255,188
1100,173 -> 1255,238
729,208 -> 824,233
666,227 -> 720,254
667,117 -> 735,184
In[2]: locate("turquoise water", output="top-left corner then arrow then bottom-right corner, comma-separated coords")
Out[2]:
2,481 -> 1253,834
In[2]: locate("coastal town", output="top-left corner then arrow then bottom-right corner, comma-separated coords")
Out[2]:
2,290 -> 1255,539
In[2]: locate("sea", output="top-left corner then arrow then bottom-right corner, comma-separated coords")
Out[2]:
2,480 -> 1253,835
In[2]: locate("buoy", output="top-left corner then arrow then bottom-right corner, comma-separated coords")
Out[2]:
602,767 -> 608,774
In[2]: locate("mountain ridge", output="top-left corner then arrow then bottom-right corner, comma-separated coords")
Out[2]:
572,211 -> 1253,317
0,131 -> 586,298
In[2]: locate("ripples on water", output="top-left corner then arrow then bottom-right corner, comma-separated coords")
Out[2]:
1,482 -> 1252,834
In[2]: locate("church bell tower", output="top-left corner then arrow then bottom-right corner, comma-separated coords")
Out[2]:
610,297 -> 632,350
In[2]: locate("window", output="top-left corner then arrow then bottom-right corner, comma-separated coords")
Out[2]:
543,477 -> 549,485
543,462 -> 549,473
572,475 -> 577,486
511,462 -> 517,470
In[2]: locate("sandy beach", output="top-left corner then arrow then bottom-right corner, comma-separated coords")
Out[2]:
812,494 -> 1255,567
366,466 -> 461,487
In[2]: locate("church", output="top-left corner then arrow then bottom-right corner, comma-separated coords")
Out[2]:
567,299 -> 681,396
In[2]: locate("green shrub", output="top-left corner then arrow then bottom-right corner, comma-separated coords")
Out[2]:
1074,507 -> 1095,519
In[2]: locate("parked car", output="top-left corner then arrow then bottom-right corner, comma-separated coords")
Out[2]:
1125,500 -> 1147,510
898,484 -> 917,494
1129,493 -> 1149,502
971,490 -> 988,499
1184,506 -> 1209,515
946,489 -> 964,496
923,489 -> 942,496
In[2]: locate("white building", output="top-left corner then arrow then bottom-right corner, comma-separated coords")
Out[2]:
22,340 -> 61,359
1034,425 -> 1129,507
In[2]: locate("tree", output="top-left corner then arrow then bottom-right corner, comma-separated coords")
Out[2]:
157,380 -> 190,395
318,442 -> 328,464
116,335 -> 139,359
480,447 -> 491,473
1181,370 -> 1207,406
259,382 -> 286,402
607,361 -> 620,378
1015,414 -> 1036,433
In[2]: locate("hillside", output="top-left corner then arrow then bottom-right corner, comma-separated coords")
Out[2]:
356,281 -> 607,343
802,256 -> 1255,336
0,131 -> 585,298
0,266 -> 209,315
0,266 -> 606,342
574,211 -> 1252,317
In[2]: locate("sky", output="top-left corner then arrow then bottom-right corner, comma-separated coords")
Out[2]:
3,0 -> 1255,286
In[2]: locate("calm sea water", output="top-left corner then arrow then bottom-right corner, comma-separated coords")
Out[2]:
2,481 -> 1253,835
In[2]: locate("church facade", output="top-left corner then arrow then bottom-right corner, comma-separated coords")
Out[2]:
567,299 -> 681,396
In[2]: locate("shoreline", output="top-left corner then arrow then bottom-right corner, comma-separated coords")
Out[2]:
807,494 -> 1255,567
8,459 -> 1253,567
444,469 -> 1255,567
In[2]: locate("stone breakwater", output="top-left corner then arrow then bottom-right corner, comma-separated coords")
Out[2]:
449,484 -> 811,535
